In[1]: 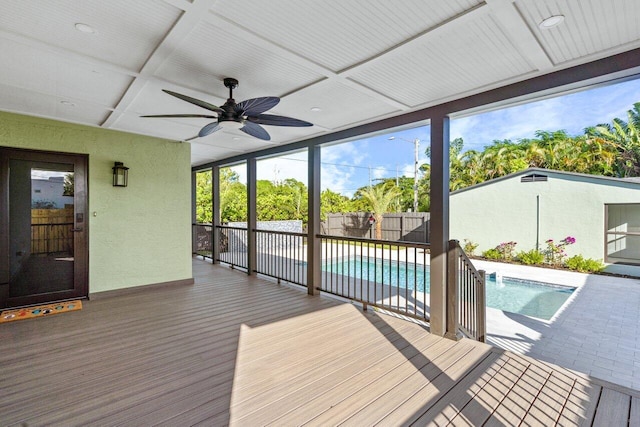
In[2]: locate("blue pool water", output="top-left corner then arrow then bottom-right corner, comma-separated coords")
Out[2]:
323,257 -> 576,320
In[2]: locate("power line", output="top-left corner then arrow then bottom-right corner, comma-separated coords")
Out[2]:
271,156 -> 418,175
216,154 -> 422,175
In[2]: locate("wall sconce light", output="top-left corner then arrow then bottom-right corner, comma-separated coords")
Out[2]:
112,161 -> 129,187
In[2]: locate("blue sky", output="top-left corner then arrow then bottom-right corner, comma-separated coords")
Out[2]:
234,77 -> 640,196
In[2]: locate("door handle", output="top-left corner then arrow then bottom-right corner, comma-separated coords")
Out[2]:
72,227 -> 83,232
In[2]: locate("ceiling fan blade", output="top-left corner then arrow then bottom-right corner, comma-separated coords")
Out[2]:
247,114 -> 313,127
140,114 -> 218,119
198,122 -> 221,137
183,136 -> 200,142
235,97 -> 280,115
162,89 -> 224,114
240,121 -> 271,141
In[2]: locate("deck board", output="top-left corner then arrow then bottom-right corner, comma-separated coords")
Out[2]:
631,397 -> 640,427
484,361 -> 550,426
409,352 -> 507,425
300,340 -> 476,426
521,370 -> 575,425
593,388 -> 631,426
0,258 -> 638,426
344,344 -> 494,425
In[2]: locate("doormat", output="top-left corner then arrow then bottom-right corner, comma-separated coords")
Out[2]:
0,300 -> 82,323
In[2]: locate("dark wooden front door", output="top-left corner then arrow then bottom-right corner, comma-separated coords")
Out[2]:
0,148 -> 88,309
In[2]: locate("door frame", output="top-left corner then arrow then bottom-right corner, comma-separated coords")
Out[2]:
0,147 -> 88,308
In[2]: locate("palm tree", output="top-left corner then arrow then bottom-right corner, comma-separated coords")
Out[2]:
585,103 -> 640,176
359,185 -> 401,239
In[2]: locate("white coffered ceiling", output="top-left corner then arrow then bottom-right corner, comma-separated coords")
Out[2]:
0,0 -> 639,166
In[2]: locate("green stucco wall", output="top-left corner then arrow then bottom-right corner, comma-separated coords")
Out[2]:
450,171 -> 640,275
0,112 -> 192,293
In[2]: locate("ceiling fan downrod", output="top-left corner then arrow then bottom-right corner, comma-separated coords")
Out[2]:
223,77 -> 239,101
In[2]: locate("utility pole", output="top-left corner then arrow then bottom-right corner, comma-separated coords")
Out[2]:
388,136 -> 420,212
413,138 -> 419,212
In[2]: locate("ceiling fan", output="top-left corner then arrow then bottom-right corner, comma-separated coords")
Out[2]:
141,77 -> 313,141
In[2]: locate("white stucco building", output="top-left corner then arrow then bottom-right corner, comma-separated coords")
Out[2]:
32,176 -> 74,209
450,168 -> 640,276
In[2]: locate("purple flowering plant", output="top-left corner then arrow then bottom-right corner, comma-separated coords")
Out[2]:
496,241 -> 517,261
544,236 -> 576,266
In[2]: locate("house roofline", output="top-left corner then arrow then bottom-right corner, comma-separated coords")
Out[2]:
450,168 -> 640,195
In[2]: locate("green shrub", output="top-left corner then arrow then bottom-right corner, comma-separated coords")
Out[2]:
482,248 -> 501,260
463,239 -> 479,256
565,255 -> 605,273
517,249 -> 545,265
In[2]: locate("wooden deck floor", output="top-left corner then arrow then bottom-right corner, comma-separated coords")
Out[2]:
1,258 -> 639,426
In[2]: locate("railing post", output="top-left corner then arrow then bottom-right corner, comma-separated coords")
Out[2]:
307,145 -> 321,295
429,114 -> 450,337
247,158 -> 257,275
191,170 -> 197,255
477,270 -> 486,343
212,165 -> 220,264
445,240 -> 462,340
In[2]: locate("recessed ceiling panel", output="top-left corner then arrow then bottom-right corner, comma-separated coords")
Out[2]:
516,0 -> 640,65
0,83 -> 110,125
213,0 -> 483,72
349,14 -> 536,107
274,80 -> 399,130
155,20 -> 324,97
0,0 -> 181,70
0,38 -> 133,107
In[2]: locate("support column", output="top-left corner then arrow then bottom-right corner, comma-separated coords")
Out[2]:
212,165 -> 220,264
429,114 -> 450,337
247,158 -> 257,275
191,171 -> 197,255
307,145 -> 321,296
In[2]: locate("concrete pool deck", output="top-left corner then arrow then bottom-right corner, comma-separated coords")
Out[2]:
473,259 -> 640,391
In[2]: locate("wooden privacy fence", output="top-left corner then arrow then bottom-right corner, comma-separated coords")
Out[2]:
322,212 -> 430,242
31,208 -> 73,254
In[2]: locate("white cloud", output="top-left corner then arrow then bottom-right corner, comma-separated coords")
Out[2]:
322,142 -> 372,196
258,152 -> 308,185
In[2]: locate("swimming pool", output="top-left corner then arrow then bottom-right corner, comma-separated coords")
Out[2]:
323,257 -> 575,320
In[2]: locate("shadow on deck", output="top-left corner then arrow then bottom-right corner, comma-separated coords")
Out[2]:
0,257 -> 637,425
